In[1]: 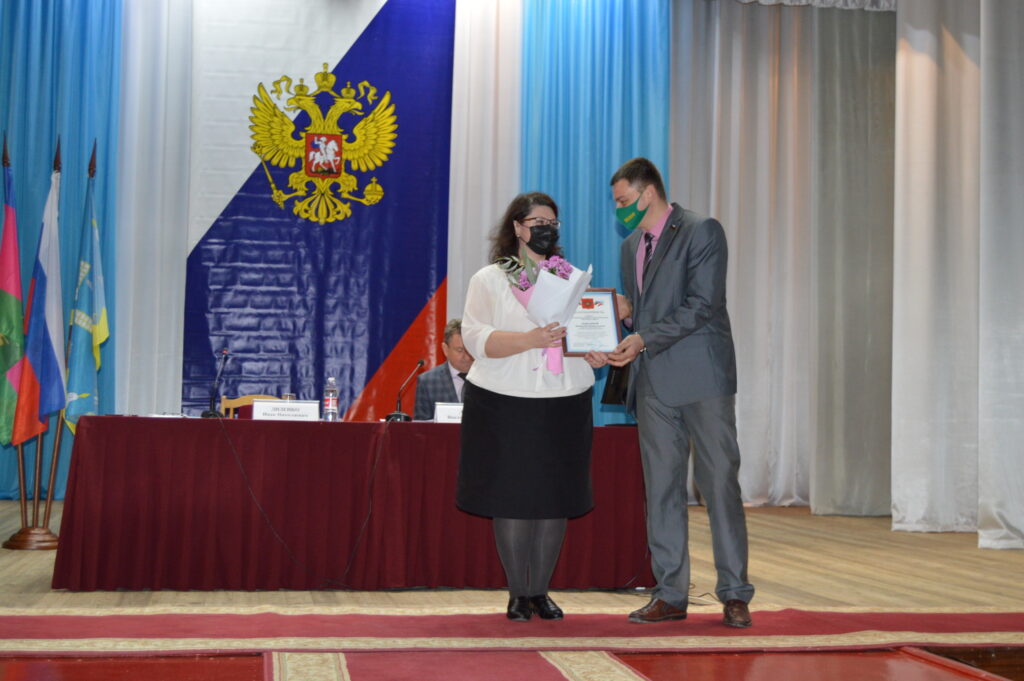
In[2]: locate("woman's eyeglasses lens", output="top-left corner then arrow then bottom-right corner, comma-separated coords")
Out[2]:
525,218 -> 560,228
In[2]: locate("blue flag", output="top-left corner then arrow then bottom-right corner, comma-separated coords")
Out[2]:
64,176 -> 109,432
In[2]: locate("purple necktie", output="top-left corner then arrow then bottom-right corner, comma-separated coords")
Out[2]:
643,231 -> 654,274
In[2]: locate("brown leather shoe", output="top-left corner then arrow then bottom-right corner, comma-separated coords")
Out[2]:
628,598 -> 688,623
723,599 -> 752,628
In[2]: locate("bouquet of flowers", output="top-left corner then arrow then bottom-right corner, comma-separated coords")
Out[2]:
497,250 -> 592,374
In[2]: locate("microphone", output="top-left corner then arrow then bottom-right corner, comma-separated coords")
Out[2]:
385,359 -> 425,422
201,348 -> 231,418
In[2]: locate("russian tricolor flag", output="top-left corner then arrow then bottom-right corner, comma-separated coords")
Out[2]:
11,168 -> 65,445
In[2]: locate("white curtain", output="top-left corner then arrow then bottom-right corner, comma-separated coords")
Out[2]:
893,0 -> 1024,547
446,1 -> 523,321
672,0 -> 895,512
978,0 -> 1024,550
738,0 -> 894,10
891,0 -> 980,533
114,0 -> 193,415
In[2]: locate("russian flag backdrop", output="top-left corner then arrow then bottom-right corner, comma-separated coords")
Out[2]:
182,0 -> 455,420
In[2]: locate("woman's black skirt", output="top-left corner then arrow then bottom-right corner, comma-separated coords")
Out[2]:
456,381 -> 593,519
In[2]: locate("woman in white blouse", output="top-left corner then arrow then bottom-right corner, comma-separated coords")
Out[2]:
457,192 -> 603,622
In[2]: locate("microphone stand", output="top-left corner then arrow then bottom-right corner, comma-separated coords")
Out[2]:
386,359 -> 425,422
201,349 -> 230,418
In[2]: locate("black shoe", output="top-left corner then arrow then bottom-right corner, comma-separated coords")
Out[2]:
507,596 -> 532,621
528,594 -> 564,620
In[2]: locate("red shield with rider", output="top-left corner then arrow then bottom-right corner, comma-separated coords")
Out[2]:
304,133 -> 344,178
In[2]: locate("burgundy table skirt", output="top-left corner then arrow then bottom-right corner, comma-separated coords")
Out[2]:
52,416 -> 654,591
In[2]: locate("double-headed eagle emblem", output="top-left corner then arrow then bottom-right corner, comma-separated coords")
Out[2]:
249,64 -> 397,224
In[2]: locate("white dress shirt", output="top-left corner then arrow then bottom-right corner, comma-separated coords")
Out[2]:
461,264 -> 595,399
447,361 -> 465,401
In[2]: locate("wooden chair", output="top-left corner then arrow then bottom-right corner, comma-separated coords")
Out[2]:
220,394 -> 280,418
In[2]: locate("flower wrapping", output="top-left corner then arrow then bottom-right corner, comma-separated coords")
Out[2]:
509,260 -> 592,374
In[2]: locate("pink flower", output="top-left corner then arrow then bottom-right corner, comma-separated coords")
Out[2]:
537,255 -> 572,281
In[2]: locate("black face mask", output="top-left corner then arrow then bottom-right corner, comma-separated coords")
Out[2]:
526,222 -> 559,257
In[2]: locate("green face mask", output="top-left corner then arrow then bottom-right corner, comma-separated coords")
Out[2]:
615,193 -> 648,230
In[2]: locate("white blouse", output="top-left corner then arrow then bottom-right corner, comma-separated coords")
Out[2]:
461,264 -> 595,399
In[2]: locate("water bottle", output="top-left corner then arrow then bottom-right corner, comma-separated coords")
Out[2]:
322,377 -> 339,422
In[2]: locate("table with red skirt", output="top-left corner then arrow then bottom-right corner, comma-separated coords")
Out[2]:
52,416 -> 654,591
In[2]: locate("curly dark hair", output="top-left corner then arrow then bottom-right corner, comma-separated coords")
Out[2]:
488,192 -> 561,263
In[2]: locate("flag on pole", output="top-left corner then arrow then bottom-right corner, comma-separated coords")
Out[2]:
0,137 -> 25,445
11,150 -> 66,446
65,151 -> 109,432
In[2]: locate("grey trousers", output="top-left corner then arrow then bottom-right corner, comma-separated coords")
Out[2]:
635,378 -> 755,608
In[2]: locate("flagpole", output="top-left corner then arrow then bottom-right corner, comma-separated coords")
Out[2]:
31,432 -> 46,527
43,142 -> 96,533
4,141 -> 62,550
43,140 -> 87,534
13,444 -> 29,530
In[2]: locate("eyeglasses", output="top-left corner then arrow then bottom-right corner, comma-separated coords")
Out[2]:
522,217 -> 561,228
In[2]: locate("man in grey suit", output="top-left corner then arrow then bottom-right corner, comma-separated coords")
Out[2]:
592,157 -> 754,628
413,319 -> 475,421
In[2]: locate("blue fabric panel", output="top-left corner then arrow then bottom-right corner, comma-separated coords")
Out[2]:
0,0 -> 122,499
521,0 -> 671,425
182,0 -> 455,415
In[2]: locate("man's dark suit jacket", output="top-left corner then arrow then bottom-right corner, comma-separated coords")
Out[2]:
413,361 -> 459,421
620,203 -> 737,412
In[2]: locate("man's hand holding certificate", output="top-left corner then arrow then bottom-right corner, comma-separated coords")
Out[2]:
563,288 -> 623,357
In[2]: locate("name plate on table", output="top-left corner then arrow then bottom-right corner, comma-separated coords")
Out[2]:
434,402 -> 463,423
252,399 -> 320,421
563,288 -> 622,356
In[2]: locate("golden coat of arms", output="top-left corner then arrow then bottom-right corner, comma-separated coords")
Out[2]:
249,64 -> 397,224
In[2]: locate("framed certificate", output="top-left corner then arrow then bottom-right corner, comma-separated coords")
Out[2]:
563,288 -> 622,357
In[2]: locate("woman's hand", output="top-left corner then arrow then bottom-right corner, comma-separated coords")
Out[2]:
584,351 -> 609,368
528,322 -> 566,348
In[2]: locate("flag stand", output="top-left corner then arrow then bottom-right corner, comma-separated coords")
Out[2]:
3,422 -> 61,549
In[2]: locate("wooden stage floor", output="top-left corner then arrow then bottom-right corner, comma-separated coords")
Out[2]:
3,501 -> 1022,680
1,501 -> 1021,613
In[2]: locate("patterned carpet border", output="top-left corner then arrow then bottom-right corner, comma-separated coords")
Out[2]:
3,605 -> 1022,617
1,609 -> 1022,656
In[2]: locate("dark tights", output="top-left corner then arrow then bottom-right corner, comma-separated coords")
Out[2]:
492,517 -> 567,598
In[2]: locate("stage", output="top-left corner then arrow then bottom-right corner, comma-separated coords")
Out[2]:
2,502 -> 1022,679
3,501 -> 1023,612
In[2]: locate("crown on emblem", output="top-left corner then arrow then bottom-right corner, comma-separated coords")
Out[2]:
315,64 -> 337,93
293,78 -> 309,96
340,81 -> 357,100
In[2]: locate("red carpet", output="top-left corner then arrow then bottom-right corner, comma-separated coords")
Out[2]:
0,654 -> 264,681
618,648 -> 1009,681
1,609 -> 1022,655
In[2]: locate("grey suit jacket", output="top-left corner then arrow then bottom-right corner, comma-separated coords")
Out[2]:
621,203 -> 737,412
413,362 -> 459,421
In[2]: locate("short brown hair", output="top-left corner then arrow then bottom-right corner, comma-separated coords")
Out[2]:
443,319 -> 462,344
610,157 -> 667,201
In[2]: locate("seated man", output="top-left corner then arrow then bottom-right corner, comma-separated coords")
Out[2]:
413,318 -> 475,421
